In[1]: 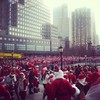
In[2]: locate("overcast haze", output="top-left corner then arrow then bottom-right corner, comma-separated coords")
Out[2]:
44,0 -> 100,43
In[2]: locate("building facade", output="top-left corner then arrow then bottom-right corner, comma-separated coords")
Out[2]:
0,0 -> 59,54
72,8 -> 96,49
53,4 -> 69,39
42,23 -> 58,40
42,23 -> 60,51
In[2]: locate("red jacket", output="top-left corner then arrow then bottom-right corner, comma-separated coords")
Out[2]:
0,84 -> 12,100
46,78 -> 75,100
45,83 -> 55,100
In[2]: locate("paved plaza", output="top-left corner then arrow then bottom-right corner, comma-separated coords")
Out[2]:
26,85 -> 44,100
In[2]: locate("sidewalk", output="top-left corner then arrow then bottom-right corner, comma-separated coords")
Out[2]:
26,85 -> 44,100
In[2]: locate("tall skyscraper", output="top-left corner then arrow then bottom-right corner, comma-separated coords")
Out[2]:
72,8 -> 96,48
0,0 -> 59,53
8,0 -> 50,39
53,4 -> 69,39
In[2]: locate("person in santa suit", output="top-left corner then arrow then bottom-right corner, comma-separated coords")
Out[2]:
45,73 -> 55,100
75,74 -> 88,100
5,72 -> 17,99
33,65 -> 40,88
83,72 -> 100,100
42,69 -> 50,99
47,66 -> 76,100
21,69 -> 28,79
0,66 -> 2,77
28,67 -> 35,94
66,73 -> 80,100
18,72 -> 28,100
75,65 -> 81,78
68,73 -> 76,85
41,66 -> 48,81
0,77 -> 12,100
1,66 -> 10,77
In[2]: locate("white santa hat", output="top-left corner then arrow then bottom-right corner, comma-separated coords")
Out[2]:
35,65 -> 39,68
43,67 -> 47,71
55,70 -> 64,79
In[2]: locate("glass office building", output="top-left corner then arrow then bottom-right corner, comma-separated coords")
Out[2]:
9,0 -> 50,39
0,0 -> 53,53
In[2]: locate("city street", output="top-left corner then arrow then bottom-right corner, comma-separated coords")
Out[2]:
26,85 -> 44,100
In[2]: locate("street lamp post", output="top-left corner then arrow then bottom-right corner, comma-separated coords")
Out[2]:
12,51 -> 14,67
84,55 -> 87,66
58,46 -> 63,70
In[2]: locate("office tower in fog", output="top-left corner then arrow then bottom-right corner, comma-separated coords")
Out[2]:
53,4 -> 69,39
72,8 -> 96,48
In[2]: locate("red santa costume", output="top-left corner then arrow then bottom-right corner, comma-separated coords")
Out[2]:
45,73 -> 55,100
41,67 -> 48,80
33,65 -> 40,88
18,72 -> 28,100
48,68 -> 76,100
0,66 -> 2,77
0,77 -> 12,100
76,74 -> 88,100
5,73 -> 17,96
21,69 -> 28,79
68,73 -> 76,84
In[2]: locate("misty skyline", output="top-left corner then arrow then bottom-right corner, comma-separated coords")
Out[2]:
44,0 -> 100,43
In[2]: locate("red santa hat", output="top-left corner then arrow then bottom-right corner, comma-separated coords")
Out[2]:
68,73 -> 76,84
64,74 -> 68,79
83,68 -> 88,72
47,74 -> 54,81
78,74 -> 85,80
0,77 -> 4,83
54,66 -> 59,72
78,74 -> 87,86
62,66 -> 68,71
47,74 -> 55,83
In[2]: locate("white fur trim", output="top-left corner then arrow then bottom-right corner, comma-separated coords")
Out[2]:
55,70 -> 64,79
43,67 -> 47,71
72,84 -> 80,97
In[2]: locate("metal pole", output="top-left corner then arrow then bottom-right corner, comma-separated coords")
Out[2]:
85,57 -> 86,66
12,52 -> 13,67
60,52 -> 62,70
85,55 -> 87,66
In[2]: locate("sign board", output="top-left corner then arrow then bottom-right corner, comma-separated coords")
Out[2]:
0,52 -> 22,58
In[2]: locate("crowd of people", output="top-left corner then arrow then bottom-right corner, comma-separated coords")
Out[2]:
0,55 -> 100,100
